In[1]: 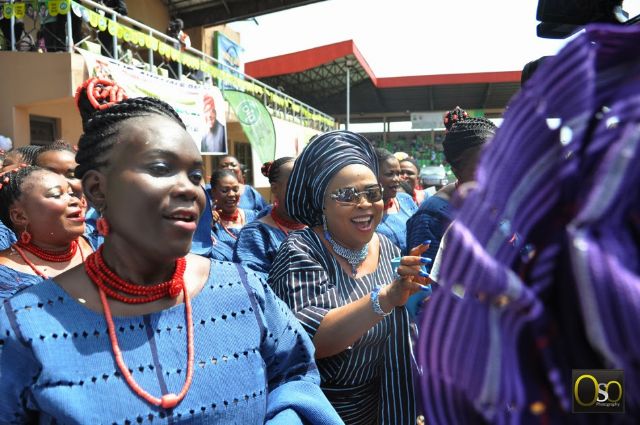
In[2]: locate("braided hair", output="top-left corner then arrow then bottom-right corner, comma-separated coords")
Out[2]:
36,140 -> 76,158
261,157 -> 294,184
74,78 -> 185,179
0,165 -> 43,232
442,113 -> 497,171
4,145 -> 43,166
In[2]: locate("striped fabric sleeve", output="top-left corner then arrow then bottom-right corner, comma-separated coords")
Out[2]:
269,235 -> 334,339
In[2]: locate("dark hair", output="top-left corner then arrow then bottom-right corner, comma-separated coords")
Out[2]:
218,155 -> 239,165
261,157 -> 294,184
35,140 -> 76,164
0,165 -> 43,232
400,157 -> 419,170
521,56 -> 551,86
74,80 -> 185,179
374,147 -> 395,165
170,18 -> 184,31
6,145 -> 43,166
210,169 -> 238,188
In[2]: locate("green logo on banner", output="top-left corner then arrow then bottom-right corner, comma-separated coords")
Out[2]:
224,90 -> 276,164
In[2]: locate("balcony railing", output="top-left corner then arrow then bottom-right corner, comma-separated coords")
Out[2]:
1,0 -> 336,131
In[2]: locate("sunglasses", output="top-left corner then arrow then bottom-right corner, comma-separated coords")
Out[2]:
329,184 -> 383,205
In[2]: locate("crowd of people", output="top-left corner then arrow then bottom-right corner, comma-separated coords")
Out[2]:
1,21 -> 639,425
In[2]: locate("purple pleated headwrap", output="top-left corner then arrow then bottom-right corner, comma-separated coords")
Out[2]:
417,23 -> 640,423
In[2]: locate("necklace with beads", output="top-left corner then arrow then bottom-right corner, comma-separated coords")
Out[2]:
84,246 -> 194,409
270,208 -> 306,234
12,240 -> 84,278
217,208 -> 244,240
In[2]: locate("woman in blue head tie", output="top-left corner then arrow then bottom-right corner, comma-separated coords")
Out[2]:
269,130 -> 431,424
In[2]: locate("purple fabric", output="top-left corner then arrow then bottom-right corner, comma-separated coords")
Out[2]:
417,24 -> 640,424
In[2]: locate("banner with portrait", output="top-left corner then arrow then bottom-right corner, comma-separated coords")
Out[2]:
80,49 -> 227,155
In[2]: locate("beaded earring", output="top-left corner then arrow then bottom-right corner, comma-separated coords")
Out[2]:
97,216 -> 110,236
20,229 -> 32,244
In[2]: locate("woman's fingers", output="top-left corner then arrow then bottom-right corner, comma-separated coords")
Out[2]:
400,255 -> 432,267
409,240 -> 431,256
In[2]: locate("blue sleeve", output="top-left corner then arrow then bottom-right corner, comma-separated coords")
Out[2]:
239,268 -> 343,425
253,187 -> 269,212
0,223 -> 16,251
83,207 -> 103,250
406,210 -> 447,265
233,224 -> 273,275
0,267 -> 43,300
0,299 -> 41,423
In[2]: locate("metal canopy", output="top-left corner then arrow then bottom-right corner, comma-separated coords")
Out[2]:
245,40 -> 522,123
163,0 -> 326,29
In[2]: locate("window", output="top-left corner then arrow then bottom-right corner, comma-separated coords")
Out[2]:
234,142 -> 253,186
30,115 -> 59,146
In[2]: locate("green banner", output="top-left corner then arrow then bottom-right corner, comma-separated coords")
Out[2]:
224,90 -> 276,164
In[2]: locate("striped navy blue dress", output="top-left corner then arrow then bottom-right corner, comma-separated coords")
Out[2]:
269,228 -> 416,424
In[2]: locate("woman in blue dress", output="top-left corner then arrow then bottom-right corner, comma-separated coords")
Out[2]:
0,78 -> 341,424
210,169 -> 257,260
233,157 -> 306,274
0,166 -> 94,299
269,131 -> 430,425
217,154 -> 268,213
375,148 -> 418,254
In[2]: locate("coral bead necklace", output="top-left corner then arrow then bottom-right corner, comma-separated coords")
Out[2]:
12,240 -> 84,278
270,208 -> 306,234
84,246 -> 194,410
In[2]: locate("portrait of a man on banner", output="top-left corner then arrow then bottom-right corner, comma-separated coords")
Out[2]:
200,90 -> 227,154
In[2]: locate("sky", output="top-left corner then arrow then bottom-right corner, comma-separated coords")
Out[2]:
231,0 -> 640,77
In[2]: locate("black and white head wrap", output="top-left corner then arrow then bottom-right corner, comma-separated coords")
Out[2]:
285,130 -> 378,227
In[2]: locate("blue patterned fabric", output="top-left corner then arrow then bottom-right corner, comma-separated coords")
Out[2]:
233,218 -> 289,275
269,229 -> 416,425
191,187 -> 215,257
0,221 -> 17,251
83,206 -> 104,250
376,193 -> 418,255
0,265 -> 42,300
405,194 -> 454,266
0,260 -> 343,424
211,209 -> 258,260
239,185 -> 268,213
0,236 -> 96,300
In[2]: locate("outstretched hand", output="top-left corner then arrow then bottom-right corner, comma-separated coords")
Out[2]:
380,241 -> 433,311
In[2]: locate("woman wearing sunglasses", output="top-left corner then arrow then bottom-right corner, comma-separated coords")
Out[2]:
269,131 -> 430,425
